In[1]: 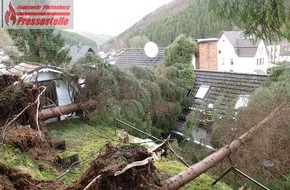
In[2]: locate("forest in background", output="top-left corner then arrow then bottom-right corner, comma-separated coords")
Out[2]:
102,0 -> 234,50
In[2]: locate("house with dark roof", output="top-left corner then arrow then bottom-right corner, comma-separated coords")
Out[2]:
1,63 -> 78,122
218,31 -> 270,74
179,70 -> 268,144
69,45 -> 98,62
188,70 -> 268,113
115,48 -> 164,67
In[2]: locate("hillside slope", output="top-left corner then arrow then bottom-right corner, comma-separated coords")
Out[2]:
102,0 -> 234,50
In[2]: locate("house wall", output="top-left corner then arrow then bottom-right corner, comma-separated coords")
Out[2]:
267,44 -> 280,64
24,71 -> 75,121
254,41 -> 269,72
56,80 -> 74,106
278,39 -> 290,62
218,34 -> 239,72
196,41 -> 218,70
235,42 -> 269,73
279,55 -> 290,62
218,34 -> 269,74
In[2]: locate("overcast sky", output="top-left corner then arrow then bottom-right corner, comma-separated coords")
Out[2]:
74,0 -> 174,36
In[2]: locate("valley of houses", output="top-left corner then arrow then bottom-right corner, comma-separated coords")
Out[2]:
0,30 -> 289,144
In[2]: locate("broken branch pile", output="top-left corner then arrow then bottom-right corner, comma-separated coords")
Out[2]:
69,142 -> 162,190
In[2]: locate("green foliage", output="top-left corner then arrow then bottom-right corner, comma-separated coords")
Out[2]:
48,121 -> 118,185
120,100 -> 145,121
144,0 -> 234,46
267,63 -> 290,83
7,29 -> 71,66
127,35 -> 149,48
210,0 -> 290,41
178,68 -> 195,90
183,110 -> 200,131
55,30 -> 97,46
72,53 -> 108,75
267,174 -> 290,190
140,80 -> 162,106
0,144 -> 57,180
210,66 -> 290,186
75,34 -> 198,136
0,29 -> 14,47
163,34 -> 195,90
130,66 -> 155,81
155,159 -> 232,190
152,101 -> 181,132
164,34 -> 195,66
104,0 -> 234,50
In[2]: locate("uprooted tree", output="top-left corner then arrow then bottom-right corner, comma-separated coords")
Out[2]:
0,81 -> 45,129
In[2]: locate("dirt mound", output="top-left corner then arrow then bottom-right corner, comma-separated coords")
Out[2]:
0,82 -> 44,129
3,126 -> 60,164
0,163 -> 67,190
70,142 -> 162,190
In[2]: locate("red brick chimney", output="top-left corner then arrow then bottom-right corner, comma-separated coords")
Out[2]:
195,38 -> 218,70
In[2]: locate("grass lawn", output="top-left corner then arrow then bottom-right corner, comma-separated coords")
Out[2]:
0,120 -> 231,189
47,119 -> 119,184
48,120 -> 231,189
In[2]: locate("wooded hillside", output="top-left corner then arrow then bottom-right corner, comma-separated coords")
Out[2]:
102,0 -> 234,50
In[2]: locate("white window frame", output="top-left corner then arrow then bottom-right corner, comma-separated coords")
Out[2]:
195,85 -> 210,99
235,95 -> 249,109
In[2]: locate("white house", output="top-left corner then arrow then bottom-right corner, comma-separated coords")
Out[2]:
267,44 -> 280,64
218,31 -> 270,74
5,63 -> 78,122
267,39 -> 290,65
277,39 -> 290,63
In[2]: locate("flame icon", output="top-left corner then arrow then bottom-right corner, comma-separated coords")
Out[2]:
5,2 -> 17,26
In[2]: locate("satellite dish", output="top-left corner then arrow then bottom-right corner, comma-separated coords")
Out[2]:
144,42 -> 159,58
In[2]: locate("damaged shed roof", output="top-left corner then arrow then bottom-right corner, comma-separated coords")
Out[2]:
187,70 -> 268,114
0,63 -> 63,77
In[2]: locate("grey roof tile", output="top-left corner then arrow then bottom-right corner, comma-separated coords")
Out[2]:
223,31 -> 261,57
70,45 -> 98,61
188,70 -> 268,114
115,48 -> 164,67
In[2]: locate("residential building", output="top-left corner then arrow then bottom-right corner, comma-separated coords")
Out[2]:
1,63 -> 78,122
69,45 -> 98,62
179,70 -> 268,144
188,70 -> 268,114
115,48 -> 164,67
267,39 -> 290,65
218,31 -> 269,74
278,39 -> 290,63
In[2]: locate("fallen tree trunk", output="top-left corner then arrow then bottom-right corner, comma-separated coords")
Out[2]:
162,101 -> 287,190
39,100 -> 98,120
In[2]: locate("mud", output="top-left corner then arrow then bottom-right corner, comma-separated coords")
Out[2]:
0,163 -> 68,190
4,126 -> 60,164
1,127 -> 163,190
